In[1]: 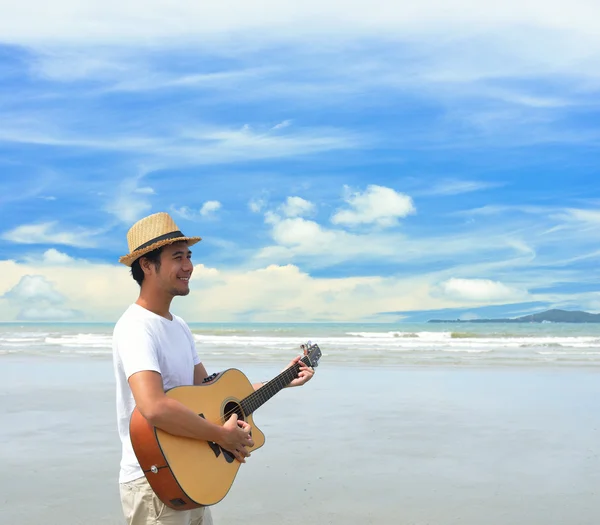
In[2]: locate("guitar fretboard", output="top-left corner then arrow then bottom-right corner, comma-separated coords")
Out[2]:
240,356 -> 311,415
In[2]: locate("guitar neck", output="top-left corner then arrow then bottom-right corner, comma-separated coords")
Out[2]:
240,356 -> 311,416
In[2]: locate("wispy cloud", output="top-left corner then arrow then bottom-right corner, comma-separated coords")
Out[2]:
272,120 -> 292,131
462,204 -> 600,231
424,179 -> 504,196
249,197 -> 267,213
104,176 -> 154,223
556,208 -> 600,227
1,222 -> 98,247
0,117 -> 363,166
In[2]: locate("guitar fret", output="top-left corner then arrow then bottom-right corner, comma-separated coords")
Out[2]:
240,357 -> 311,416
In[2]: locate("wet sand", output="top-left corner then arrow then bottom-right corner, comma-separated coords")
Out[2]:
1,355 -> 599,524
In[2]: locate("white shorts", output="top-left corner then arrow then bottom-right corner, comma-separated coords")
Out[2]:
119,476 -> 213,525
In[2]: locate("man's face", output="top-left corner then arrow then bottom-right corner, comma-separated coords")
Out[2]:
151,241 -> 194,297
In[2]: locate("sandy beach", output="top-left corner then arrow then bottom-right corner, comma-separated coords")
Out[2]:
1,352 -> 599,525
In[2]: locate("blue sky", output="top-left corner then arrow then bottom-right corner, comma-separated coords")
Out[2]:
0,1 -> 599,322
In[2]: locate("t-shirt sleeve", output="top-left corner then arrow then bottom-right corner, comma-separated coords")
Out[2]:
116,321 -> 161,379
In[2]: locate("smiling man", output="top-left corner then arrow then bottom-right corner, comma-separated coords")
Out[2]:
111,212 -> 314,525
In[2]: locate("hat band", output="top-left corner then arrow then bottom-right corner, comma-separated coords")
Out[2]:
134,230 -> 185,251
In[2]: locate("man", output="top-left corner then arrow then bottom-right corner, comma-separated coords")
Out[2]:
112,212 -> 314,525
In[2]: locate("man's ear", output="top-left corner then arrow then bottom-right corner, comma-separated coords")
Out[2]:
139,256 -> 154,276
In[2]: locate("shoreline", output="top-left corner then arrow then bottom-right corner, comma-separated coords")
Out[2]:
3,351 -> 600,371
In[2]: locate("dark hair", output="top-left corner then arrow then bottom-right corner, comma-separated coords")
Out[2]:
131,247 -> 163,286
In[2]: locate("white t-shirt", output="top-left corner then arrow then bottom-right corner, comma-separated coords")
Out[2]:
112,303 -> 202,483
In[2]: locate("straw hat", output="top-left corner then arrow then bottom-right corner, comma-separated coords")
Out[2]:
119,212 -> 201,267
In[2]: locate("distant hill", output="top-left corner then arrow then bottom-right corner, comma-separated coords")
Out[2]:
428,309 -> 600,323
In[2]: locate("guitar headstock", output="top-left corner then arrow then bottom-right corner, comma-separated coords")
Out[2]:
300,342 -> 322,368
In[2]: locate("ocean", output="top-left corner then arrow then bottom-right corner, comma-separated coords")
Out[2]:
2,320 -> 600,524
2,321 -> 600,367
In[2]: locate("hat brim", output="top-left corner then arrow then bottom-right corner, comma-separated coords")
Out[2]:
119,236 -> 201,267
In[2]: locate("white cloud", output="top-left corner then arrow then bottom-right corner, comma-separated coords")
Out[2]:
38,248 -> 78,265
269,217 -> 339,251
172,201 -> 222,220
1,222 -> 97,247
280,196 -> 315,218
200,201 -> 222,217
3,275 -> 65,304
249,198 -> 266,213
438,278 -> 526,303
43,248 -> 75,264
331,185 -> 415,227
0,273 -> 81,321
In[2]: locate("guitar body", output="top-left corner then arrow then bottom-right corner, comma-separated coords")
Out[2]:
130,368 -> 266,510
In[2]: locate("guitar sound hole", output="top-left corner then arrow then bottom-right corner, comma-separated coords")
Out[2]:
223,401 -> 244,422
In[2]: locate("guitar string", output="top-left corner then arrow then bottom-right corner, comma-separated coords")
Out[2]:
216,357 -> 312,424
217,363 -> 302,424
211,362 -> 306,456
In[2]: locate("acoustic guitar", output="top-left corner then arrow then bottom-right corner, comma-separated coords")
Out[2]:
129,343 -> 322,510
